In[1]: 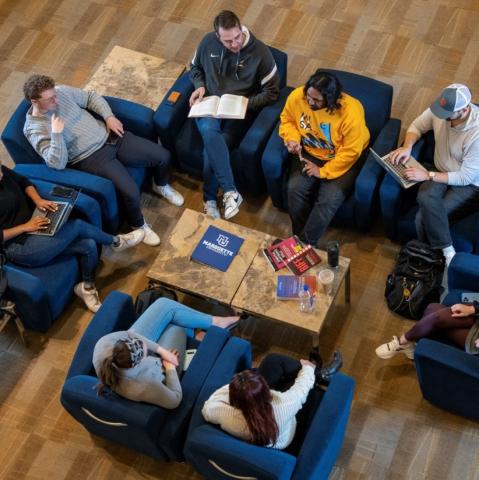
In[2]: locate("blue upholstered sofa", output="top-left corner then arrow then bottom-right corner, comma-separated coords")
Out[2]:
379,131 -> 479,253
153,46 -> 288,195
261,69 -> 401,232
4,178 -> 103,332
414,252 -> 479,420
2,96 -> 158,233
184,346 -> 355,480
61,291 -> 252,461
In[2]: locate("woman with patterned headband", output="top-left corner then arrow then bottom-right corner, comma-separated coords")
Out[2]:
92,297 -> 239,408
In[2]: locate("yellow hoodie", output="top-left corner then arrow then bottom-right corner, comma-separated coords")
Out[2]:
279,87 -> 370,179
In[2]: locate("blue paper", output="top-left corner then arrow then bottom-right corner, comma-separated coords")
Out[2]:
191,225 -> 244,272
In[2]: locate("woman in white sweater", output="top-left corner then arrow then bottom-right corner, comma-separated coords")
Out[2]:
202,353 -> 319,450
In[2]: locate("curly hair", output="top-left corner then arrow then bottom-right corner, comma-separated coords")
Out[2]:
23,74 -> 55,101
303,70 -> 343,114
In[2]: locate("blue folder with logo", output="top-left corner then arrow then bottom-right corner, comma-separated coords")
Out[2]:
191,225 -> 244,272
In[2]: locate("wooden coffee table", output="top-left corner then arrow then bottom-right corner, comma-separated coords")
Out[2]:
147,209 -> 351,343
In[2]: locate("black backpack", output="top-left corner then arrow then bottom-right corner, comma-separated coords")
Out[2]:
134,283 -> 178,317
385,240 -> 445,320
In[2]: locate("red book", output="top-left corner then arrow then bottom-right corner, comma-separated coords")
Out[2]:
262,236 -> 304,271
283,244 -> 321,275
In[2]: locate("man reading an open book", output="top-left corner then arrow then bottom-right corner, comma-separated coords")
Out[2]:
189,10 -> 280,220
279,70 -> 370,246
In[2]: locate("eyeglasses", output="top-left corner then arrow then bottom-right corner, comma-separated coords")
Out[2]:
306,93 -> 324,107
39,94 -> 57,104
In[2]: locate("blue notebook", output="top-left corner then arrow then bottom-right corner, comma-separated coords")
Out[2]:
191,225 -> 244,272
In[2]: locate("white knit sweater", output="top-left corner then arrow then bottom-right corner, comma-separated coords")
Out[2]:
202,364 -> 315,449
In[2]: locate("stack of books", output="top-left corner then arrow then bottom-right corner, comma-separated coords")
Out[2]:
262,235 -> 321,275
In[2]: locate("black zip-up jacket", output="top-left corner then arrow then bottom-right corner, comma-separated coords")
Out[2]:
189,27 -> 280,111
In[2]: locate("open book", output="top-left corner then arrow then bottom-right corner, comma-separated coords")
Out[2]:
188,94 -> 248,119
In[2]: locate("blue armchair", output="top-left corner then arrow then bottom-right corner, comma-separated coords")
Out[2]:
4,179 -> 103,332
379,131 -> 479,252
153,47 -> 288,195
60,291 -> 252,461
2,96 -> 158,233
184,348 -> 355,480
414,252 -> 479,420
262,69 -> 401,231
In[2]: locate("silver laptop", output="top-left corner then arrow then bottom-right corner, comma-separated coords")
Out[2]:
461,292 -> 479,303
370,148 -> 427,189
28,201 -> 73,236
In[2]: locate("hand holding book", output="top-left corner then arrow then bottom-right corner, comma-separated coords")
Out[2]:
188,94 -> 248,119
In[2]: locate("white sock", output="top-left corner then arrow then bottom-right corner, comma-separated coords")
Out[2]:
442,246 -> 456,266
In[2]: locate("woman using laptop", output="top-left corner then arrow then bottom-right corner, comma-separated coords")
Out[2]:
0,163 -> 144,312
376,302 -> 479,360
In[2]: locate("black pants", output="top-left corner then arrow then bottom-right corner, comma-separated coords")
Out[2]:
74,131 -> 171,228
287,154 -> 363,246
258,353 -> 324,455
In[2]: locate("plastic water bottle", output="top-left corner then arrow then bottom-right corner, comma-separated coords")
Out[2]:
299,284 -> 315,313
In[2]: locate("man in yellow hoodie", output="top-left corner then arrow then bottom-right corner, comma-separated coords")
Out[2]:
279,70 -> 370,245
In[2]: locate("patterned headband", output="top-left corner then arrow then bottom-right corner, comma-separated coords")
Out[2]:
124,337 -> 145,367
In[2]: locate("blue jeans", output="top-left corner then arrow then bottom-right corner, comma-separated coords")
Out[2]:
5,218 -> 114,284
75,131 -> 171,227
195,117 -> 248,201
129,297 -> 213,339
129,297 -> 214,370
415,181 -> 479,249
287,157 -> 362,245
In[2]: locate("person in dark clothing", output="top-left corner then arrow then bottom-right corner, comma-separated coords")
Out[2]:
189,10 -> 280,220
0,164 -> 143,312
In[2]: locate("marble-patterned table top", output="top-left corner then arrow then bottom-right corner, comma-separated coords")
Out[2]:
148,208 -> 351,336
232,249 -> 351,335
84,46 -> 185,109
146,209 -> 267,305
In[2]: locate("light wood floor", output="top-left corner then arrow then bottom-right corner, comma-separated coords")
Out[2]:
1,1 -> 479,479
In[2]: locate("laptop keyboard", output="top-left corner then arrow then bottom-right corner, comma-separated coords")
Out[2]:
386,158 -> 409,179
42,205 -> 65,235
383,155 -> 416,187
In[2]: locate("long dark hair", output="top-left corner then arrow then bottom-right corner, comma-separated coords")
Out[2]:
95,340 -> 133,395
229,370 -> 279,446
303,70 -> 343,114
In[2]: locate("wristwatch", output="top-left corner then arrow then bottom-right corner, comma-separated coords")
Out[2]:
428,171 -> 436,180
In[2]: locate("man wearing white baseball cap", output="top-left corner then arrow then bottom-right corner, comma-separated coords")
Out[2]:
390,83 -> 479,266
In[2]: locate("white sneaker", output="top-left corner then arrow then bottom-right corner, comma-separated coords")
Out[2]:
74,282 -> 102,313
375,336 -> 415,360
204,200 -> 220,219
152,182 -> 184,206
111,229 -> 145,252
141,223 -> 161,246
223,191 -> 243,220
